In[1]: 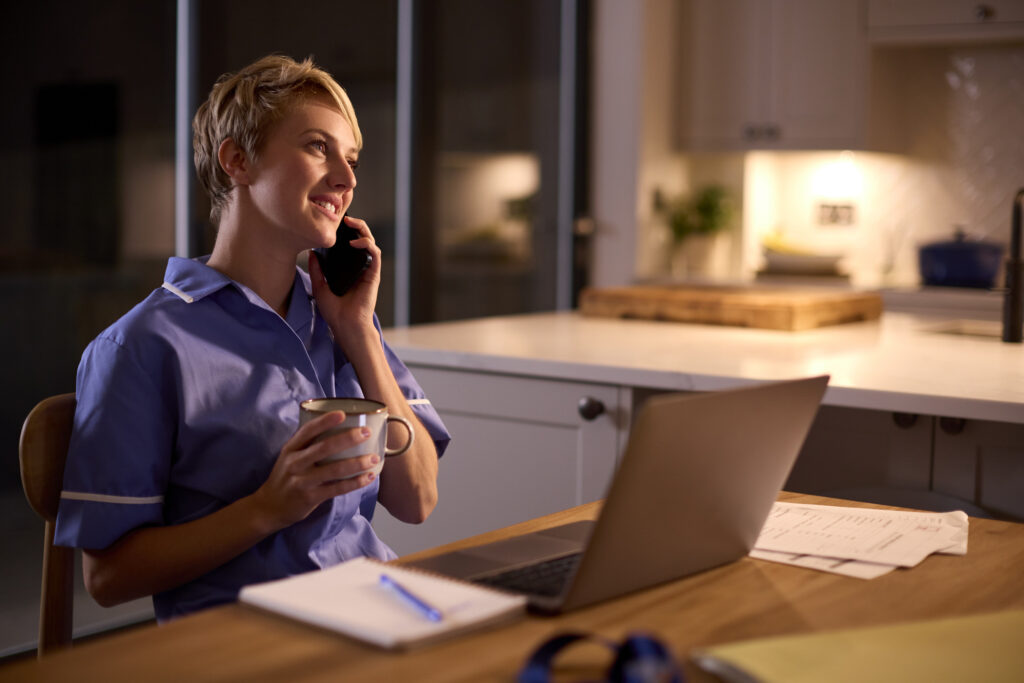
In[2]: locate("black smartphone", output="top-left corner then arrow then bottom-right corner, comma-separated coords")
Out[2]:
313,216 -> 373,296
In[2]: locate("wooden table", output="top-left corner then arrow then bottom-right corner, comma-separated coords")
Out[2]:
4,492 -> 1024,682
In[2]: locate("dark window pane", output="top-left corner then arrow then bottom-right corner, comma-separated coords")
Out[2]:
0,0 -> 177,652
194,0 -> 398,324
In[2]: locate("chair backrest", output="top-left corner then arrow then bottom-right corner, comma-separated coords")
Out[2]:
19,393 -> 76,656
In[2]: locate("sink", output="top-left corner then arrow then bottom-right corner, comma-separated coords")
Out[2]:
924,319 -> 1003,339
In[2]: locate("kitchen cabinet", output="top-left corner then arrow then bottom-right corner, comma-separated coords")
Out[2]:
868,0 -> 1024,43
785,405 -> 934,495
932,417 -> 1024,520
375,380 -> 1024,556
787,405 -> 1024,520
372,366 -> 629,555
680,0 -> 868,150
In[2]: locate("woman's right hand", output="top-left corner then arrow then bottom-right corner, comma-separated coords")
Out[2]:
250,411 -> 379,533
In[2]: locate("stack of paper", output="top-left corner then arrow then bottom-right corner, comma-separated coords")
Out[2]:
240,557 -> 527,649
750,502 -> 969,579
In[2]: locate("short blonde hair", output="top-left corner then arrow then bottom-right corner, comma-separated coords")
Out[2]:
193,54 -> 361,223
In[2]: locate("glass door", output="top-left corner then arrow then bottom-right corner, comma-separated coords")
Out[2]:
0,0 -> 179,652
186,0 -> 586,326
402,0 -> 585,323
190,0 -> 400,322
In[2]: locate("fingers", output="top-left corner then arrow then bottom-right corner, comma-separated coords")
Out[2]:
283,410 -> 345,458
320,470 -> 377,499
316,454 -> 380,485
342,214 -> 372,241
342,215 -> 381,261
256,413 -> 382,530
311,430 -> 379,473
284,411 -> 381,478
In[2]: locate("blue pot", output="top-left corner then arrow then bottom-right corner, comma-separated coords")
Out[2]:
918,231 -> 1004,289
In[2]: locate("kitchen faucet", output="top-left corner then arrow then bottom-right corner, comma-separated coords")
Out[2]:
1004,188 -> 1024,343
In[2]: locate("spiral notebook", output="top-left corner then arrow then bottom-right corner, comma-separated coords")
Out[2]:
239,557 -> 527,649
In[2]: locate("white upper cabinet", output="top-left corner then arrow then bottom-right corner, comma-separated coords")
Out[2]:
680,0 -> 868,150
868,0 -> 1024,43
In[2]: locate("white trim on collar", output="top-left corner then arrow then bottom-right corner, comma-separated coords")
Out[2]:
162,281 -> 195,303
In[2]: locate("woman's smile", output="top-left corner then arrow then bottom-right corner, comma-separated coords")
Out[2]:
244,99 -> 359,250
311,194 -> 343,221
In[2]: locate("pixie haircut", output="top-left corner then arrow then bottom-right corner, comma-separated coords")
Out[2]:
193,54 -> 361,223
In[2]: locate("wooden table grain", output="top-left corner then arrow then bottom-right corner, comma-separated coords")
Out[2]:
4,492 -> 1023,683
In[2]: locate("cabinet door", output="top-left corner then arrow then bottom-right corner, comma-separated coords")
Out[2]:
785,405 -> 933,495
683,0 -> 867,150
770,0 -> 867,147
685,0 -> 768,148
933,418 -> 1024,521
372,367 -> 623,555
868,0 -> 1024,43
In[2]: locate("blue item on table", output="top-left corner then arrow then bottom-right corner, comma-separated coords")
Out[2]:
918,229 -> 1003,289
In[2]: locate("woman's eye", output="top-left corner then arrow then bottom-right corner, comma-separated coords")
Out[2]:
310,140 -> 328,154
347,159 -> 360,171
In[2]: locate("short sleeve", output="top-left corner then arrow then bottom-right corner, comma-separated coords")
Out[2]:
375,318 -> 451,459
54,336 -> 176,550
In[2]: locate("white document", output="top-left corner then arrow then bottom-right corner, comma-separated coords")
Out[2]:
751,502 -> 968,575
749,548 -> 898,579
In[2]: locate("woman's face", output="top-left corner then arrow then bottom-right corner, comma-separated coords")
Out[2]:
245,98 -> 359,251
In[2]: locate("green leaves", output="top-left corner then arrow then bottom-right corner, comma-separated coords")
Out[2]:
655,185 -> 731,245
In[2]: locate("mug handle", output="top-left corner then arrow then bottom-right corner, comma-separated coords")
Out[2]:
384,416 -> 415,457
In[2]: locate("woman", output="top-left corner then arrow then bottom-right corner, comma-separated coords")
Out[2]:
55,55 -> 449,621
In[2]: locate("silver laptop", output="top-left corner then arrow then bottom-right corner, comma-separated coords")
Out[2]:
407,375 -> 829,613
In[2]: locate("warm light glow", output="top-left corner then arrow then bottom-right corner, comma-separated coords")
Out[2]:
811,151 -> 863,200
438,152 -> 539,238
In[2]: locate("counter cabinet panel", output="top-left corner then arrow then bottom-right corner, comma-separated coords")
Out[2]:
787,405 -> 1024,521
933,418 -> 1024,520
373,361 -> 1024,556
373,366 -> 629,555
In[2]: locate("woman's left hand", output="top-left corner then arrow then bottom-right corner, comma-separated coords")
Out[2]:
309,215 -> 381,338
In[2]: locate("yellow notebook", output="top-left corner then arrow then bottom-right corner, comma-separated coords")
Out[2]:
693,611 -> 1024,683
240,557 -> 527,650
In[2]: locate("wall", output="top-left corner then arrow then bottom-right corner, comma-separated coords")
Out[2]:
589,0 -> 645,288
588,4 -> 1024,289
745,43 -> 1024,288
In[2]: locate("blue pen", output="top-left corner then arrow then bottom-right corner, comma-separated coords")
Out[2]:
379,573 -> 443,622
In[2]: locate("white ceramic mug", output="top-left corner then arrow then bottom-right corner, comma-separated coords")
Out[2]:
299,398 -> 414,478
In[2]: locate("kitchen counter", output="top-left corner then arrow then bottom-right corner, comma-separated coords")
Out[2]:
384,311 -> 1024,424
374,310 -> 1024,550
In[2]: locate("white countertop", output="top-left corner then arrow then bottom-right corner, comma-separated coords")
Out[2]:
384,312 -> 1024,424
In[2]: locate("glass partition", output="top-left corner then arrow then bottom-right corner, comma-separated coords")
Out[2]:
0,0 -> 178,653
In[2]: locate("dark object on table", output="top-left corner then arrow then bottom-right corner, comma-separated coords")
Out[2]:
918,229 -> 1003,289
1003,189 -> 1023,343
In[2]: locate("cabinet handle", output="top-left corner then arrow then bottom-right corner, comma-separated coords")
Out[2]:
892,412 -> 918,429
743,124 -> 781,142
577,397 -> 606,421
939,417 -> 967,435
975,4 -> 995,21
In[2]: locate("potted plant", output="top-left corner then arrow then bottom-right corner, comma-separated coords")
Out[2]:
654,185 -> 731,278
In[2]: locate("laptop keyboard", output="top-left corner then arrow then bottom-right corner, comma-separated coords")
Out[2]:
472,553 -> 583,597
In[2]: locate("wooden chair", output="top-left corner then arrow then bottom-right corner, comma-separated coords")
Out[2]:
19,393 -> 77,656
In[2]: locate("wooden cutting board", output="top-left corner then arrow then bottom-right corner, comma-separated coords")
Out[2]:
579,285 -> 883,331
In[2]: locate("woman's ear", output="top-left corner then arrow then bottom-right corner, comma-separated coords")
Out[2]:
217,138 -> 251,186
